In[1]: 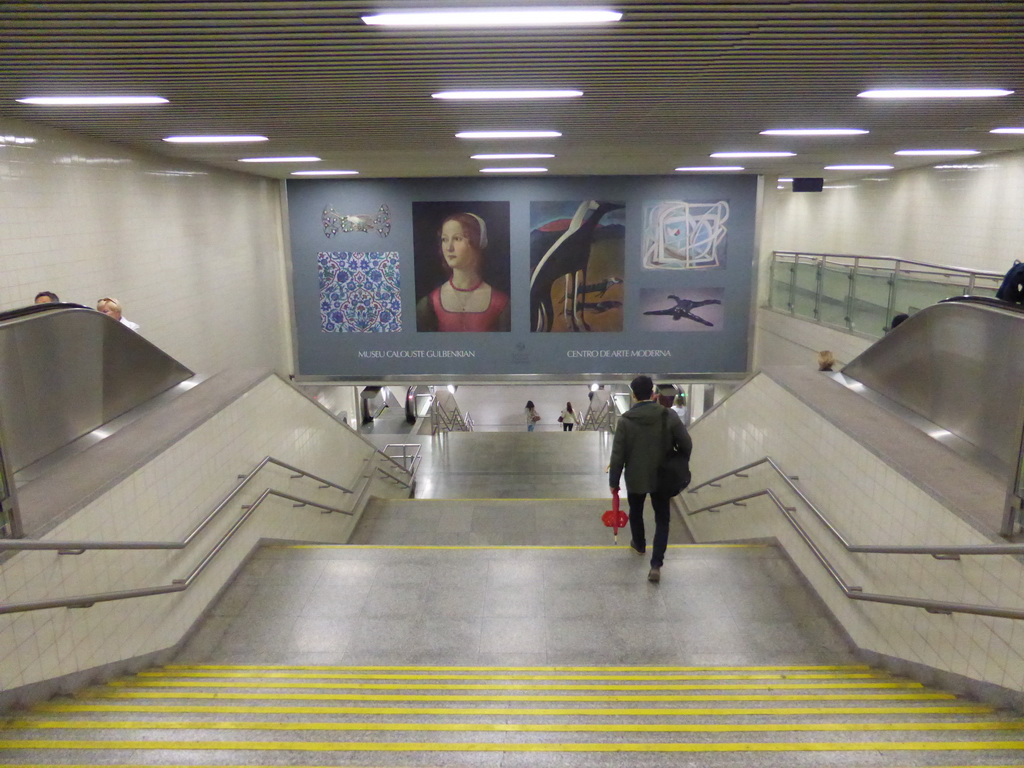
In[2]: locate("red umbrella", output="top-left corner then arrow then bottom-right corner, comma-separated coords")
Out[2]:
601,488 -> 629,543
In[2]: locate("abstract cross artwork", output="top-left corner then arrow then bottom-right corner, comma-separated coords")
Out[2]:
318,251 -> 402,332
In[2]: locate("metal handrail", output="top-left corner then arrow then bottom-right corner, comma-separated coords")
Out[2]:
772,251 -> 1004,279
683,458 -> 1024,621
383,443 -> 422,474
688,457 -> 1024,557
0,487 -> 348,615
0,456 -> 353,553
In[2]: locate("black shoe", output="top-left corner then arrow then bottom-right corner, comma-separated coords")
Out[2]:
648,567 -> 661,583
629,540 -> 646,555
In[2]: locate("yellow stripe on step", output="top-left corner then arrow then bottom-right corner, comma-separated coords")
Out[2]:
37,703 -> 995,716
138,671 -> 892,681
108,680 -> 923,691
82,691 -> 958,702
9,720 -> 1024,734
164,663 -> 873,672
2,738 -> 1024,752
282,543 -> 767,549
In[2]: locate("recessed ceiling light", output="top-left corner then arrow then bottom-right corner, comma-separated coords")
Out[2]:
708,154 -> 794,159
239,156 -> 321,163
471,153 -> 555,160
434,90 -> 582,100
16,95 -> 168,106
363,9 -> 622,26
991,127 -> 1024,134
291,170 -> 360,176
824,164 -> 894,170
858,88 -> 1013,99
164,135 -> 268,143
479,167 -> 548,173
760,129 -> 868,136
674,166 -> 744,172
894,149 -> 979,156
457,130 -> 561,139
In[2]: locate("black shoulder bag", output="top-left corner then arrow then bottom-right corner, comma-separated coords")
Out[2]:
656,409 -> 691,497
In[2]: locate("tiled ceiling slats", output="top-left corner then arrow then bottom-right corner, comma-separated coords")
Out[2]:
1,1 -> 1021,177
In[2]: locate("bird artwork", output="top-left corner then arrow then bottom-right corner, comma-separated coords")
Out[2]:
643,295 -> 722,327
529,200 -> 625,332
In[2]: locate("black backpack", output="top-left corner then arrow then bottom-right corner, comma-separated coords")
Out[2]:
996,262 -> 1024,303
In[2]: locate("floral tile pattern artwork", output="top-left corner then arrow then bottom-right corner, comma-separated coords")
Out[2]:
318,251 -> 402,332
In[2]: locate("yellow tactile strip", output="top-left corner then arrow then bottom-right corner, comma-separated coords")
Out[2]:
4,663 -> 1020,757
2,739 -> 1024,752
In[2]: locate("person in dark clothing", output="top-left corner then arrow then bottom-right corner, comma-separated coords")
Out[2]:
609,374 -> 692,583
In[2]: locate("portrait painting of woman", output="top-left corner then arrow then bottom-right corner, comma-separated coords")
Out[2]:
414,202 -> 511,332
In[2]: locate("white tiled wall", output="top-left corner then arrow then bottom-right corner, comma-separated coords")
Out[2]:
0,117 -> 292,375
682,373 -> 1024,694
763,149 -> 1024,274
0,375 -> 409,694
754,308 -> 874,370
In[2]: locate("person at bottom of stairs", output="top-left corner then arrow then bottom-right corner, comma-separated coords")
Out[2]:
608,374 -> 691,583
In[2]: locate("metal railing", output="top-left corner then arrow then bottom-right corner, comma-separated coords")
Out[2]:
0,457 -> 352,554
382,443 -> 422,475
768,251 -> 1003,338
430,398 -> 472,434
684,457 -> 1024,620
0,452 -> 414,615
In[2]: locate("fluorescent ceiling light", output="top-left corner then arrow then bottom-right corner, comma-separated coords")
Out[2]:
457,130 -> 561,139
858,88 -> 1013,99
894,149 -> 979,156
434,90 -> 582,100
710,151 -> 795,158
363,9 -> 622,27
760,129 -> 868,136
164,135 -> 268,143
291,170 -> 360,176
933,163 -> 993,170
824,164 -> 894,170
17,95 -> 168,106
0,135 -> 36,145
239,156 -> 321,163
675,166 -> 744,172
991,127 -> 1024,134
479,167 -> 548,173
823,185 -> 857,189
777,177 -> 794,182
471,153 -> 555,159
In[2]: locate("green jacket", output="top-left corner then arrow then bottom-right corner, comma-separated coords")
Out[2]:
609,400 -> 692,494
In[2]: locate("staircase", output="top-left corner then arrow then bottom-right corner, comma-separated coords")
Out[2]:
1,663 -> 1022,764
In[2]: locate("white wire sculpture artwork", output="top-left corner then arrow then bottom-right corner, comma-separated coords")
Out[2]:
642,200 -> 729,270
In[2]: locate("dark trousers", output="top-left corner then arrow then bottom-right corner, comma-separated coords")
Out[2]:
627,490 -> 671,567
562,423 -> 573,431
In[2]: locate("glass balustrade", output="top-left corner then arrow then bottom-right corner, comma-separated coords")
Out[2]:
768,251 -> 1003,339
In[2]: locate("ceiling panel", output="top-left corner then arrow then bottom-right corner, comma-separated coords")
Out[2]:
1,1 -> 1022,180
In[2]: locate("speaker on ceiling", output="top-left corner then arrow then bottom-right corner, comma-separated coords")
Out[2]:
792,177 -> 824,192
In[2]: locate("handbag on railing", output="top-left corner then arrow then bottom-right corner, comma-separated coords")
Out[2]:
656,409 -> 690,497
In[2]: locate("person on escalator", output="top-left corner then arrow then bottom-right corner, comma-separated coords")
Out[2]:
96,297 -> 140,331
34,291 -> 60,304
